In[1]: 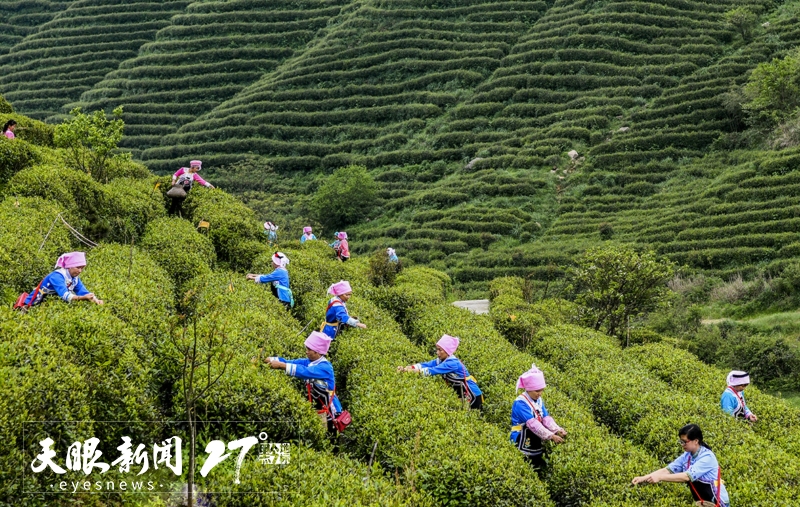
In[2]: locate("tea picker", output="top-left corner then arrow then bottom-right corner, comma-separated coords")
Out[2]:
510,364 -> 566,469
246,252 -> 294,309
721,370 -> 757,422
265,331 -> 351,433
15,251 -> 103,310
397,334 -> 484,410
320,280 -> 366,339
632,423 -> 729,507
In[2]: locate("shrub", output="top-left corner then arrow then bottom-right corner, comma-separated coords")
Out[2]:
54,107 -> 128,183
569,245 -> 675,339
99,177 -> 167,241
183,186 -> 266,271
367,248 -> 402,286
140,217 -> 216,290
0,138 -> 41,183
310,165 -> 378,230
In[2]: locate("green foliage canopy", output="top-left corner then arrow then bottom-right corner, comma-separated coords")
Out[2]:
310,165 -> 378,230
569,245 -> 675,339
54,107 -> 127,183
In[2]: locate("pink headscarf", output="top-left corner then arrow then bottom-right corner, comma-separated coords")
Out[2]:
272,252 -> 289,268
436,334 -> 459,355
305,331 -> 332,355
517,364 -> 546,391
55,251 -> 86,269
190,160 -> 202,169
303,226 -> 312,233
328,280 -> 352,296
337,231 -> 347,240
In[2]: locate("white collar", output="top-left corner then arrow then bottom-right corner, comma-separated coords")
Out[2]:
309,356 -> 328,366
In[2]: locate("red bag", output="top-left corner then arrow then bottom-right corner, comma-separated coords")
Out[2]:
332,410 -> 352,432
13,292 -> 30,310
13,281 -> 42,311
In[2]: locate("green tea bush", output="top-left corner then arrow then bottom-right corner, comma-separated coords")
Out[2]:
0,196 -> 72,301
99,177 -> 166,241
205,445 -> 430,507
183,186 -> 266,271
80,242 -> 174,343
0,137 -> 41,183
0,309 -> 94,505
140,217 -> 216,290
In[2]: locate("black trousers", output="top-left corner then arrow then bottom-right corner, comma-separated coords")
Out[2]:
470,394 -> 484,411
168,196 -> 186,216
524,452 -> 545,470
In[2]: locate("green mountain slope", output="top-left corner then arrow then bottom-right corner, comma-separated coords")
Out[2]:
0,0 -> 70,55
75,0 -> 351,159
0,0 -> 190,121
3,0 -> 800,293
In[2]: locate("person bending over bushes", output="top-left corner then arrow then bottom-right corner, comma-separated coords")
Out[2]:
168,159 -> 214,216
721,370 -> 758,423
320,280 -> 366,339
510,364 -> 566,469
397,334 -> 484,410
18,251 -> 103,308
266,332 -> 345,433
632,423 -> 729,507
246,251 -> 293,309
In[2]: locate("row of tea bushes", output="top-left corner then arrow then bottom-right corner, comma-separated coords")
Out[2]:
284,246 -> 555,507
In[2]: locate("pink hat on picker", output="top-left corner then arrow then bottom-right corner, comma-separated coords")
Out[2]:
517,364 -> 546,391
305,331 -> 332,355
328,280 -> 352,296
303,226 -> 312,233
55,251 -> 86,269
337,231 -> 347,240
190,160 -> 202,169
436,334 -> 460,355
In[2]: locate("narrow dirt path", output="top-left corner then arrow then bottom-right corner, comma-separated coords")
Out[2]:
452,299 -> 490,314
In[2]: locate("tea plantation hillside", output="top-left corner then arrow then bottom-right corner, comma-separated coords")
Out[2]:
0,0 -> 191,121
73,0 -> 353,159
3,109 -> 800,506
0,0 -> 69,55
4,0 -> 800,294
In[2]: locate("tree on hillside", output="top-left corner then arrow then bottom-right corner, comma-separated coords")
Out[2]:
310,164 -> 378,229
725,7 -> 757,42
568,244 -> 675,342
742,48 -> 800,126
54,107 -> 127,182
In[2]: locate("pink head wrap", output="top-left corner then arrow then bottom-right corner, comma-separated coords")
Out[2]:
305,331 -> 332,355
328,280 -> 352,296
264,221 -> 273,230
190,160 -> 202,169
55,251 -> 86,269
337,231 -> 347,240
727,370 -> 750,386
272,251 -> 289,268
303,226 -> 312,233
517,364 -> 546,391
436,334 -> 459,355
